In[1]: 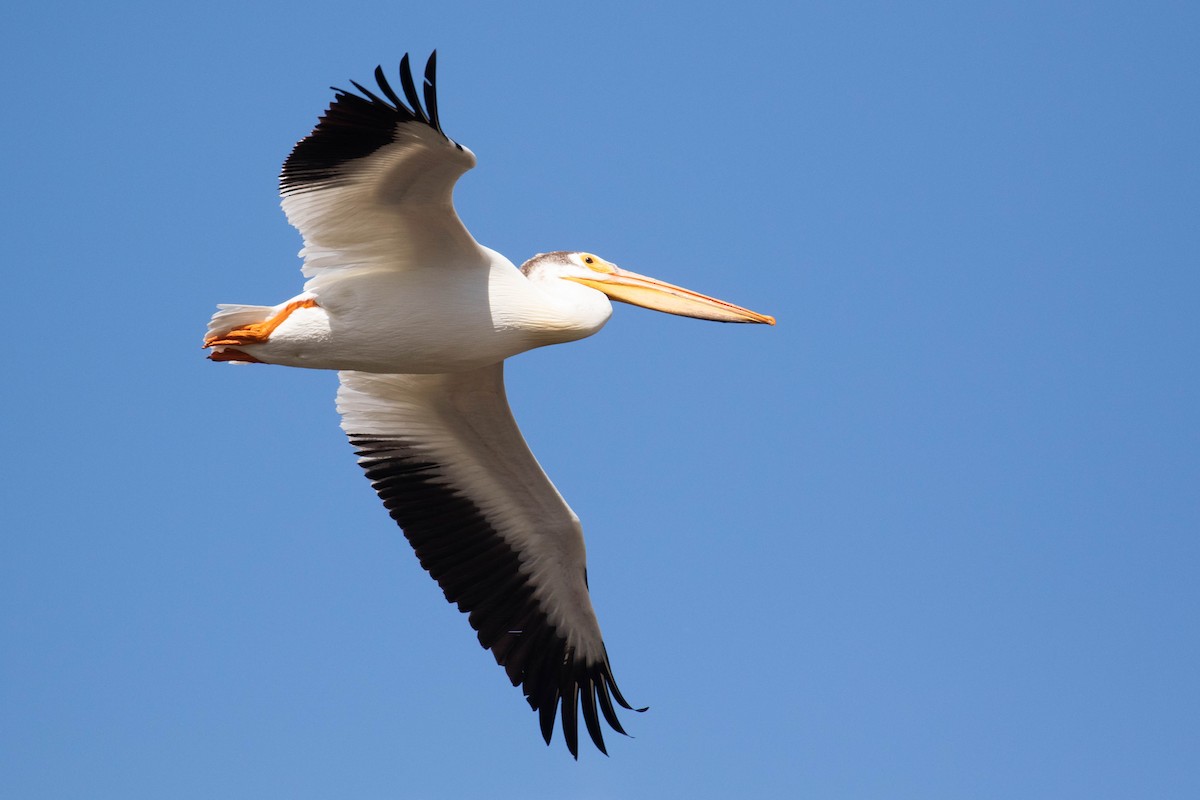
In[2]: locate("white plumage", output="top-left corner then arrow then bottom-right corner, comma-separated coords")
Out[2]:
204,52 -> 773,756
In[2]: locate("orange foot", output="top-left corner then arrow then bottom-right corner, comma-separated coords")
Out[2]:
208,348 -> 262,363
203,297 -> 319,349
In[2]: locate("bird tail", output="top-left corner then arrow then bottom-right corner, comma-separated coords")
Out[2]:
206,303 -> 275,340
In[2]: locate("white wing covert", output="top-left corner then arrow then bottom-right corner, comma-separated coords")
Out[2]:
337,365 -> 640,756
279,53 -> 486,281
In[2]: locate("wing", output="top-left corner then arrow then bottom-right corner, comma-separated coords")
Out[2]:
279,53 -> 486,281
337,365 -> 641,757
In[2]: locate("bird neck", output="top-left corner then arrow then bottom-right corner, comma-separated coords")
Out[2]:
494,268 -> 614,346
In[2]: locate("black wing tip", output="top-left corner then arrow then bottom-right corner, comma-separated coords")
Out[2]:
356,52 -> 447,135
279,51 -> 457,194
525,656 -> 641,757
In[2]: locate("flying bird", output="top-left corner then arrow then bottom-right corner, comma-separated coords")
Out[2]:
204,52 -> 774,756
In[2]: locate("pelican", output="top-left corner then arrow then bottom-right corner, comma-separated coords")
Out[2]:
204,52 -> 774,756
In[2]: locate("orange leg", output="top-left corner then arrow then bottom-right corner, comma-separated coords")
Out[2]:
203,297 -> 320,348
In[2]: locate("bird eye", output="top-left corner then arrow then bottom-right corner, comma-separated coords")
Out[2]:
578,253 -> 614,273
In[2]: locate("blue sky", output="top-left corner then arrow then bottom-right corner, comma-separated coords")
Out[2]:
2,1 -> 1197,797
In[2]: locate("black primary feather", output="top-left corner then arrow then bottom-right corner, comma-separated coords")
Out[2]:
279,52 -> 458,195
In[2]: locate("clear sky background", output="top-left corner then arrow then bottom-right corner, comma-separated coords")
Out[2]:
2,1 -> 1197,797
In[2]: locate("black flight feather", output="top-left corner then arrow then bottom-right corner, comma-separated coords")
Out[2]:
348,432 -> 638,757
279,52 -> 457,196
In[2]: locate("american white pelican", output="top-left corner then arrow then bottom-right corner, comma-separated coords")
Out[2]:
204,53 -> 774,756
